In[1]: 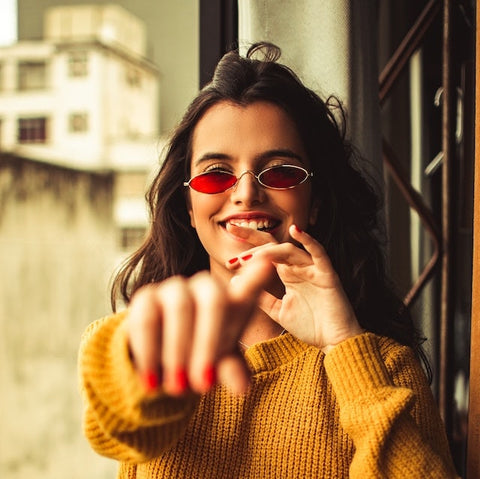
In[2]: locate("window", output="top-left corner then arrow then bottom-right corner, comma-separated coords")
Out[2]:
119,226 -> 146,250
18,118 -> 48,143
69,112 -> 88,133
126,67 -> 141,87
68,51 -> 88,77
18,61 -> 47,91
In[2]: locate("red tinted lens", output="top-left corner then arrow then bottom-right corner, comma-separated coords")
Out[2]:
189,171 -> 237,193
260,166 -> 307,188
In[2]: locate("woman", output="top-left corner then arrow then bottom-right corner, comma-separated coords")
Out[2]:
79,43 -> 458,478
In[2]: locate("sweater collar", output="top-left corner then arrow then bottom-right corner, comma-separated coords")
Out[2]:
244,333 -> 311,374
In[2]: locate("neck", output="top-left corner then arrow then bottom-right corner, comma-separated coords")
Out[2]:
238,308 -> 285,349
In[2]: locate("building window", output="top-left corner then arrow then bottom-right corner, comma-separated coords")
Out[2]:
69,112 -> 88,133
68,51 -> 88,77
126,67 -> 141,87
18,61 -> 47,90
119,226 -> 146,250
18,117 -> 48,143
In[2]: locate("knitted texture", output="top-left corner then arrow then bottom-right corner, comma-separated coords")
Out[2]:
79,313 -> 458,478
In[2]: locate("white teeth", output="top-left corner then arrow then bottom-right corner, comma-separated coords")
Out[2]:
229,219 -> 273,231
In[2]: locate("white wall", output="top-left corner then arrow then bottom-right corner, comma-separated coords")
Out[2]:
0,29 -> 159,170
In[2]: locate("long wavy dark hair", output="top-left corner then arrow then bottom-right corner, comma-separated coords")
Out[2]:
111,42 -> 428,370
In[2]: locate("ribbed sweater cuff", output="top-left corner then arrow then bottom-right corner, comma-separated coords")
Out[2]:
323,333 -> 393,401
81,312 -> 147,418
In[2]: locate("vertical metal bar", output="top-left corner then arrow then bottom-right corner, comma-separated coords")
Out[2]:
439,0 -> 455,439
466,4 -> 480,478
199,0 -> 238,88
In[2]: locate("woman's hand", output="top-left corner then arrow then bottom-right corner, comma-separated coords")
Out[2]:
127,258 -> 274,397
226,224 -> 364,352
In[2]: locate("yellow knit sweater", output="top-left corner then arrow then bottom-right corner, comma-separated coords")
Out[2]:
79,312 -> 458,478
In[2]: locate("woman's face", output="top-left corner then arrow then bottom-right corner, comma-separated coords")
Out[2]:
187,100 -> 317,278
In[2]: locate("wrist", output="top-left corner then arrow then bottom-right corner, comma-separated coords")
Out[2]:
321,327 -> 366,355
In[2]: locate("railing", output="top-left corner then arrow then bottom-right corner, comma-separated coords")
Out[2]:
378,0 -> 455,438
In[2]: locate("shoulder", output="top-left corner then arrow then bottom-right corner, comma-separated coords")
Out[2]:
374,334 -> 430,389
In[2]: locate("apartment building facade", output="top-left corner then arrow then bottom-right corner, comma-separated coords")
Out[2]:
0,4 -> 162,250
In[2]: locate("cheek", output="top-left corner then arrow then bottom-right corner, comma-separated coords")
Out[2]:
188,194 -> 222,229
284,189 -> 314,224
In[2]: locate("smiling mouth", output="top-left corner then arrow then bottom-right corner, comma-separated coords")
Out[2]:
222,218 -> 280,232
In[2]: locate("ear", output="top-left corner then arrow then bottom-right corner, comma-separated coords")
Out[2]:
184,190 -> 196,228
189,208 -> 196,228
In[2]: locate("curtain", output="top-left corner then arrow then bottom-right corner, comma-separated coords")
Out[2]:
238,0 -> 381,182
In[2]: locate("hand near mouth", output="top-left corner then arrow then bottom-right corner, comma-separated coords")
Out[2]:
226,225 -> 365,353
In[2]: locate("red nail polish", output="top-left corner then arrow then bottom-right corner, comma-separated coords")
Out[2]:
203,364 -> 216,389
143,370 -> 159,391
174,368 -> 189,393
294,225 -> 303,233
228,257 -> 239,264
241,254 -> 253,261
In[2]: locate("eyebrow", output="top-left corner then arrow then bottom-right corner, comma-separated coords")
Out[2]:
193,149 -> 304,167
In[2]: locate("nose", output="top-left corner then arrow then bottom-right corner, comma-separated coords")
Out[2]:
229,170 -> 265,205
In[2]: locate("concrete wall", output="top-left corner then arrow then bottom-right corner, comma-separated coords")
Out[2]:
0,155 -> 118,478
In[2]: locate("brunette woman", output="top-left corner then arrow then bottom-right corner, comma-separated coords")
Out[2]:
79,43 -> 458,478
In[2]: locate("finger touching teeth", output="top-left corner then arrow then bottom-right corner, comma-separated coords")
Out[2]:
227,219 -> 278,232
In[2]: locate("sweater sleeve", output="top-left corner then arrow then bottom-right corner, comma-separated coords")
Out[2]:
78,312 -> 198,463
323,333 -> 459,479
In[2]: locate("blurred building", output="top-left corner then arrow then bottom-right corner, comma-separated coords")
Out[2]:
16,0 -> 200,134
0,4 -> 163,253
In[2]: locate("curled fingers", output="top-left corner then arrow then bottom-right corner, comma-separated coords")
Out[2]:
186,272 -> 232,393
127,277 -> 195,396
288,225 -> 334,271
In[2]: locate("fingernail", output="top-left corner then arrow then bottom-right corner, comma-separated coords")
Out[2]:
294,225 -> 303,233
228,257 -> 239,264
174,368 -> 189,393
143,369 -> 160,391
203,364 -> 216,389
240,254 -> 253,261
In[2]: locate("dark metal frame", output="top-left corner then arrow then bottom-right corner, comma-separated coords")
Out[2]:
379,0 -> 456,437
199,0 -> 238,87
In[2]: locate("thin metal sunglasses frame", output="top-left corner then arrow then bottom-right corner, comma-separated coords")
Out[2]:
183,164 -> 314,194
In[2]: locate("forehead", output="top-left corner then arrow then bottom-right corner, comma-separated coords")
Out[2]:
191,101 -> 306,162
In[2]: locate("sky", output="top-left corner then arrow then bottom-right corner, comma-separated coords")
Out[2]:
0,0 -> 17,46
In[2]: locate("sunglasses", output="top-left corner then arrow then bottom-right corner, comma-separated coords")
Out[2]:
183,164 -> 313,194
